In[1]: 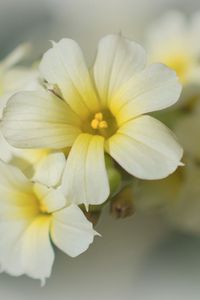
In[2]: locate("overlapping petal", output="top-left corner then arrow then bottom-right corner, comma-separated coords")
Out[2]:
93,34 -> 146,107
40,39 -> 100,118
51,204 -> 97,257
61,133 -> 109,207
33,152 -> 66,187
0,216 -> 54,284
1,90 -> 81,149
110,64 -> 181,125
106,115 -> 183,179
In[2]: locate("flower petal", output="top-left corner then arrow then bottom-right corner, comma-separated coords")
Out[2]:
0,216 -> 54,284
39,39 -> 100,118
61,133 -> 109,206
0,162 -> 54,283
106,115 -> 183,179
33,152 -> 66,187
0,43 -> 30,71
93,34 -> 146,107
33,183 -> 66,213
111,63 -> 182,125
1,90 -> 81,149
51,204 -> 97,257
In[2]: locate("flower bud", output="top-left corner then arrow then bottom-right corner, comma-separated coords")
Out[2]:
110,184 -> 135,219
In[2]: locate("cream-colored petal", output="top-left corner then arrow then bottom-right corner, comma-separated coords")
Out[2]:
61,133 -> 109,207
3,67 -> 39,93
51,204 -> 97,257
39,39 -> 99,118
93,34 -> 146,107
33,183 -> 66,213
106,115 -> 183,180
1,90 -> 81,149
0,161 -> 54,283
0,216 -> 54,284
0,43 -> 30,71
0,161 -> 38,220
0,132 -> 14,162
0,160 -> 32,194
110,63 -> 181,125
33,152 -> 66,187
146,11 -> 188,62
0,92 -> 14,118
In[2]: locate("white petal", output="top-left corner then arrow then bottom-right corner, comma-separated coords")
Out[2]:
0,160 -> 32,193
61,133 -> 109,206
0,161 -> 39,222
106,115 -> 183,179
33,152 -> 66,187
3,67 -> 39,93
39,39 -> 99,118
1,90 -> 81,149
33,183 -> 66,213
0,132 -> 13,162
0,162 -> 54,282
0,43 -> 30,71
51,204 -> 97,257
0,92 -> 14,118
146,11 -> 188,62
93,34 -> 146,107
110,64 -> 182,125
0,216 -> 54,283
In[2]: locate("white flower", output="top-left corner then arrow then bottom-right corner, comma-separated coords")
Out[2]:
1,35 -> 183,207
146,11 -> 200,84
0,160 -> 97,284
0,43 -> 39,115
0,44 -> 58,179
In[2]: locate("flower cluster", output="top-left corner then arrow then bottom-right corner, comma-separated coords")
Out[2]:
0,32 -> 184,283
135,11 -> 200,235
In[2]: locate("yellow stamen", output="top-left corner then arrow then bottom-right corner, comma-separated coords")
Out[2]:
91,119 -> 99,129
94,112 -> 103,121
91,112 -> 108,130
99,121 -> 108,129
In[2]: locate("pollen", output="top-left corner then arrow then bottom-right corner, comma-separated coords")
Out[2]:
91,112 -> 108,129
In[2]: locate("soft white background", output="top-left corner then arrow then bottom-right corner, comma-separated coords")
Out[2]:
1,0 -> 200,299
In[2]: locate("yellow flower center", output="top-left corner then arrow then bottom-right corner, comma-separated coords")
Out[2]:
90,112 -> 108,129
82,110 -> 118,139
39,202 -> 49,214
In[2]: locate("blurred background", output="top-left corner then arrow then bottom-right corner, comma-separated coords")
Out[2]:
1,0 -> 200,299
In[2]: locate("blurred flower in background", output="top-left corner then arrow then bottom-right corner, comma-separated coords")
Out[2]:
135,11 -> 200,235
146,11 -> 200,85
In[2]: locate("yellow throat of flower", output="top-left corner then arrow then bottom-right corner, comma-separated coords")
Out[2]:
164,53 -> 191,83
91,112 -> 108,129
82,110 -> 118,139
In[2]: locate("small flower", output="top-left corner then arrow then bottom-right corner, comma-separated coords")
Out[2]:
0,43 -> 45,165
0,45 -> 63,186
146,11 -> 200,84
0,43 -> 39,111
1,35 -> 183,207
0,160 -> 97,284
